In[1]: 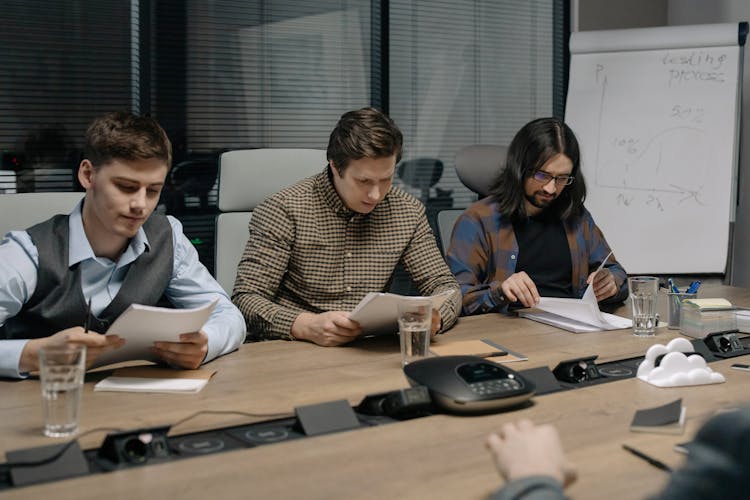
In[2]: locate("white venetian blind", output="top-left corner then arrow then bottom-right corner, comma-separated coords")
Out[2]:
389,0 -> 558,208
184,0 -> 373,151
0,0 -> 137,193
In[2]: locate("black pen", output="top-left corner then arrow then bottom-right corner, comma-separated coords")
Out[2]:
84,296 -> 92,333
475,351 -> 509,358
622,444 -> 673,473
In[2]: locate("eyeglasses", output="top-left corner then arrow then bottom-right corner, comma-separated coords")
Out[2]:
531,171 -> 575,186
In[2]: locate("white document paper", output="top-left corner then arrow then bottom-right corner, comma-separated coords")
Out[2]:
94,377 -> 209,394
519,286 -> 632,333
91,300 -> 217,368
350,289 -> 455,336
736,309 -> 750,333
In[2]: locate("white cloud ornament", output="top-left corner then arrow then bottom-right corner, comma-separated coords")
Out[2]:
637,338 -> 725,388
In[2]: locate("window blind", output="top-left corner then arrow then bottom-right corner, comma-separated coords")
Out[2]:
389,0 -> 560,208
0,0 -> 136,193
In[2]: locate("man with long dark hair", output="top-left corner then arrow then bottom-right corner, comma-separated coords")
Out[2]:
447,117 -> 627,315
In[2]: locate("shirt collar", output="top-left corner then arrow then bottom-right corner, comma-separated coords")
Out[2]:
68,200 -> 151,267
316,168 -> 356,219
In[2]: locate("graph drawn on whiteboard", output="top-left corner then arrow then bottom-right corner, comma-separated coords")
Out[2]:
565,24 -> 743,274
582,48 -> 735,216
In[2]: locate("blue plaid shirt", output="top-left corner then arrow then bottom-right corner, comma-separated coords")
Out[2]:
447,196 -> 628,315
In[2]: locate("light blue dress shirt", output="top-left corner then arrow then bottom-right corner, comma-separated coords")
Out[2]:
0,201 -> 246,378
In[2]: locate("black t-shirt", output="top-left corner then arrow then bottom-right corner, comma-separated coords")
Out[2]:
513,213 -> 573,299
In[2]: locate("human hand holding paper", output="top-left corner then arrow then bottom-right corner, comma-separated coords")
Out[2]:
152,331 -> 209,369
586,251 -> 617,302
528,262 -> 632,332
500,271 -> 540,308
291,311 -> 362,346
92,301 -> 217,368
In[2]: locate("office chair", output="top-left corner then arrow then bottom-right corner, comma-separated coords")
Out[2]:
215,148 -> 327,294
436,144 -> 507,255
397,157 -> 445,202
167,159 -> 219,212
0,192 -> 84,238
396,156 -> 455,260
454,144 -> 507,198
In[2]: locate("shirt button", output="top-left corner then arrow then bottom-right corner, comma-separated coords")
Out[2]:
511,254 -> 516,260
345,286 -> 352,292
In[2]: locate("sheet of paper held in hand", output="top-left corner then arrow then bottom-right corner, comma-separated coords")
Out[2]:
91,300 -> 217,368
350,289 -> 455,336
518,252 -> 632,333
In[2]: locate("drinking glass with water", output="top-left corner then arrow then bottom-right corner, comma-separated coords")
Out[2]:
627,276 -> 659,337
39,344 -> 86,437
397,298 -> 432,365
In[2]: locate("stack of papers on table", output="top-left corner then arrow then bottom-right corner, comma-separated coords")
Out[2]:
518,286 -> 632,333
94,366 -> 216,394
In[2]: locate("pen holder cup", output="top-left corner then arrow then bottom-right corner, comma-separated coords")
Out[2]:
666,292 -> 697,330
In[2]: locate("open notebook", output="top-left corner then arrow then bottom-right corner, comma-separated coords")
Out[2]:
519,285 -> 632,333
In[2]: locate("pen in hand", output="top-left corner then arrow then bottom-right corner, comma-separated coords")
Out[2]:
622,444 -> 673,473
84,296 -> 92,333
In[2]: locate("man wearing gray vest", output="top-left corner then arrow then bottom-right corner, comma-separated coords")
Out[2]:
0,112 -> 245,378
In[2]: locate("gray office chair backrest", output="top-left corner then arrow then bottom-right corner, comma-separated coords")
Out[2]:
0,192 -> 84,238
436,144 -> 508,255
454,144 -> 507,198
215,148 -> 327,294
436,209 -> 462,255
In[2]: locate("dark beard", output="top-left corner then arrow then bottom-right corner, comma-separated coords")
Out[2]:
525,191 -> 554,210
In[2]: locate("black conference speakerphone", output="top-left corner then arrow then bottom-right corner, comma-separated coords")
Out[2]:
404,356 -> 535,414
2,334 -> 748,491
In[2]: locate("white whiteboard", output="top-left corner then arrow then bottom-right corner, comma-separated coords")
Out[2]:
565,23 -> 745,274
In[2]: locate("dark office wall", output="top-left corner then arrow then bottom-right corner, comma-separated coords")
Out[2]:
577,0 -> 667,30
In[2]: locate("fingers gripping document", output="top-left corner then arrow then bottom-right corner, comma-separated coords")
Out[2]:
518,254 -> 632,333
91,300 -> 217,368
519,286 -> 632,332
350,290 -> 455,336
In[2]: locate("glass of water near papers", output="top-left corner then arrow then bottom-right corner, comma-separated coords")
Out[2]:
39,344 -> 86,437
628,276 -> 659,337
397,297 -> 432,366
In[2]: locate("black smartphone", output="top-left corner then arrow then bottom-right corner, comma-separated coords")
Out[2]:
730,363 -> 750,371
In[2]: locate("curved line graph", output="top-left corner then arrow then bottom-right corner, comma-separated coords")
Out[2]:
593,74 -> 707,199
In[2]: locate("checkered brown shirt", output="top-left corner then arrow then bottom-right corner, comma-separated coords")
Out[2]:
232,169 -> 461,340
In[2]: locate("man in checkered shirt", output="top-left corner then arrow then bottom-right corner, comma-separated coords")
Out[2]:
232,108 -> 461,346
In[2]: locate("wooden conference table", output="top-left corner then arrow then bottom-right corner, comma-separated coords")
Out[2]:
2,284 -> 750,499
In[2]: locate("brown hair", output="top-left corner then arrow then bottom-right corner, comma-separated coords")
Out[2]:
326,107 -> 403,174
84,111 -> 172,168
